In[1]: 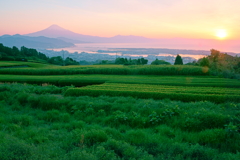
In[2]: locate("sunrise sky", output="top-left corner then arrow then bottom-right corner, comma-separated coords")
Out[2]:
1,0 -> 240,40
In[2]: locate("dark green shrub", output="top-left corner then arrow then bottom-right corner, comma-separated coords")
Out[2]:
183,143 -> 216,160
125,130 -> 149,146
16,92 -> 29,105
197,112 -> 228,129
155,125 -> 176,138
36,95 -> 69,110
84,129 -> 108,146
1,56 -> 15,61
198,129 -> 226,145
69,120 -> 86,130
10,115 -> 34,126
94,146 -> 118,160
6,124 -> 21,132
27,94 -> 41,108
104,127 -> 123,140
60,113 -> 71,122
103,139 -> 153,159
65,149 -> 97,160
0,135 -> 34,160
182,117 -> 202,131
44,110 -> 61,122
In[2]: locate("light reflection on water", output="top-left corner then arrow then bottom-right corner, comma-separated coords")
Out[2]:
48,43 -> 209,59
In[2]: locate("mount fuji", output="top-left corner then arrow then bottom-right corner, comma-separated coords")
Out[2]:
25,24 -> 154,43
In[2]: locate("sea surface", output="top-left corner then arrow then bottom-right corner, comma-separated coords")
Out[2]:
48,42 -> 240,60
50,43 -> 212,59
51,42 -> 211,52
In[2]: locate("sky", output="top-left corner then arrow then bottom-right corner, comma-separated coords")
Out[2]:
1,0 -> 240,40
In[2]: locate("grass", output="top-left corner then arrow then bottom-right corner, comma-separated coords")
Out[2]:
1,74 -> 240,87
0,61 -> 52,68
0,61 -> 209,75
0,83 -> 239,159
0,61 -> 240,159
65,83 -> 240,103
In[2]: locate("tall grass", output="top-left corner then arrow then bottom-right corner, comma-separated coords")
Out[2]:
0,83 -> 239,159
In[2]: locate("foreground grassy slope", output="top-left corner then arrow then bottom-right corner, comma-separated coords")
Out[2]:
0,83 -> 239,160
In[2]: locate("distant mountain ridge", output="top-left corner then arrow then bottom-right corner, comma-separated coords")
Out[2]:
25,24 -> 104,43
0,24 -> 238,53
25,24 -> 155,43
0,34 -> 74,49
24,25 -> 240,53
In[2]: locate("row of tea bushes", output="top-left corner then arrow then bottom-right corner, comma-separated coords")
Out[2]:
0,64 -> 209,75
1,74 -> 240,88
65,83 -> 240,103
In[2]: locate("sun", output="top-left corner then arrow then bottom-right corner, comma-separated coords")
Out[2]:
216,29 -> 227,39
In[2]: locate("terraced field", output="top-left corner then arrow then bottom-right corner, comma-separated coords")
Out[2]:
1,74 -> 240,87
0,61 -> 240,159
0,61 -> 209,75
1,61 -> 240,103
65,83 -> 240,103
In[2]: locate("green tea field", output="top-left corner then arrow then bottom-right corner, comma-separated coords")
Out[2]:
0,61 -> 239,159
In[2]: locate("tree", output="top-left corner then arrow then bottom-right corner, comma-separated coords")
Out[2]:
185,61 -> 198,66
151,59 -> 171,65
115,58 -> 125,64
38,53 -> 48,61
48,56 -> 63,65
65,57 -> 79,65
0,43 -> 51,62
12,46 -> 20,56
209,49 -> 220,63
199,57 -> 210,67
140,58 -> 148,65
174,54 -> 183,65
234,61 -> 240,72
115,57 -> 148,65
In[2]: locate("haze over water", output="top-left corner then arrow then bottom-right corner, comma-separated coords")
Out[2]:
49,42 -> 239,60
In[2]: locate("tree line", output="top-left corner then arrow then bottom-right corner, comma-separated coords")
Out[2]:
188,49 -> 240,78
115,57 -> 148,65
0,43 -> 79,65
1,43 -> 239,78
0,44 -> 48,62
